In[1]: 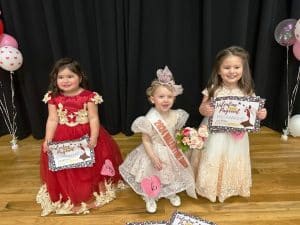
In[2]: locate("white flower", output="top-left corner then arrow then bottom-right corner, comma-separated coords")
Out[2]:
42,91 -> 52,103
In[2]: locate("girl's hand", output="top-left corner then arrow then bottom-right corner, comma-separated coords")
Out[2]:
257,108 -> 267,120
200,101 -> 214,117
42,140 -> 49,153
88,137 -> 97,149
150,155 -> 163,171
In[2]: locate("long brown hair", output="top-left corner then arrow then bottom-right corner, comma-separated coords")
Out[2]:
48,58 -> 89,96
206,46 -> 254,99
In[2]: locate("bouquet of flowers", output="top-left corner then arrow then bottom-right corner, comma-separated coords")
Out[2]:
176,125 -> 209,152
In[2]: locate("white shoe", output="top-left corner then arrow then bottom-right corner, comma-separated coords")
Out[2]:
168,194 -> 181,207
145,198 -> 157,213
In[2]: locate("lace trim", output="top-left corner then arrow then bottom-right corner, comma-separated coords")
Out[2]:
91,92 -> 103,104
42,92 -> 52,103
36,180 -> 127,216
57,103 -> 89,127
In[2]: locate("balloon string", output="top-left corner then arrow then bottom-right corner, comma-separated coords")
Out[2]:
286,46 -> 290,131
289,65 -> 300,116
0,86 -> 13,134
10,72 -> 17,137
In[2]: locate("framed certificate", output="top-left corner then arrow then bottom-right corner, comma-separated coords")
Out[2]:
169,211 -> 217,225
208,96 -> 265,133
47,135 -> 95,171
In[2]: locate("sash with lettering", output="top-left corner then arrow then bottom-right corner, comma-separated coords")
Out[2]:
146,108 -> 189,168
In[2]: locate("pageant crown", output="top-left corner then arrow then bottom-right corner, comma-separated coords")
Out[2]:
156,66 -> 183,96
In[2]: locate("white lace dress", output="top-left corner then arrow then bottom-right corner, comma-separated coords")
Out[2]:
192,86 -> 252,202
119,108 -> 197,199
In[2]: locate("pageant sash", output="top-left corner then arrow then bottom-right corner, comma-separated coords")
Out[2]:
147,109 -> 188,168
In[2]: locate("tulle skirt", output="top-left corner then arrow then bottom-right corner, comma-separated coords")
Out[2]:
192,132 -> 252,202
37,124 -> 124,215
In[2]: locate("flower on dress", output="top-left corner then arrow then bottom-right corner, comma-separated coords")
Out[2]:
42,91 -> 52,103
91,92 -> 103,104
176,125 -> 208,152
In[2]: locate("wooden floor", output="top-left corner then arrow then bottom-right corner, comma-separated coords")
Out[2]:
0,127 -> 300,225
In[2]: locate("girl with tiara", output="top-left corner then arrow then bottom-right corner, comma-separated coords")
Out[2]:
119,66 -> 196,213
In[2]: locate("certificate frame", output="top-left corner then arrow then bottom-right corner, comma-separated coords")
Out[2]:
169,211 -> 217,225
47,135 -> 95,171
208,96 -> 265,133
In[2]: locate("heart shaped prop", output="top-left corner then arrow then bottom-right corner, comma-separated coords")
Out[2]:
141,175 -> 161,198
100,159 -> 115,176
231,131 -> 245,141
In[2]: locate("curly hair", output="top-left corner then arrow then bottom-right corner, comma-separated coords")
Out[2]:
48,58 -> 89,96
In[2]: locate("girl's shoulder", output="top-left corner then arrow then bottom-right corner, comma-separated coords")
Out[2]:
42,91 -> 54,104
82,90 -> 103,104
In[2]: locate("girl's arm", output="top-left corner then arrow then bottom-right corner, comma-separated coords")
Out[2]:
142,133 -> 163,171
87,102 -> 100,148
199,95 -> 214,117
43,104 -> 58,152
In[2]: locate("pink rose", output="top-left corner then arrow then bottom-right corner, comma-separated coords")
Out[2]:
182,127 -> 191,136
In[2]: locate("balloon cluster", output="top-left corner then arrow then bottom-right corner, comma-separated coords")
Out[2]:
274,18 -> 300,140
0,12 -> 23,150
0,21 -> 23,72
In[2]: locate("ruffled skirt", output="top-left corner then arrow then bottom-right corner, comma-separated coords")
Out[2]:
191,132 -> 251,202
37,125 -> 125,216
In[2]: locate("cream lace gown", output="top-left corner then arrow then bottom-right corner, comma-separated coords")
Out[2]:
192,86 -> 252,202
119,108 -> 197,199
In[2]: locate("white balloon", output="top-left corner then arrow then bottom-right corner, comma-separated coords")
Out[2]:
289,114 -> 300,137
0,46 -> 23,72
295,19 -> 300,42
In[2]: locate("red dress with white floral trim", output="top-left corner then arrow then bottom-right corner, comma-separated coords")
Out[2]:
37,90 -> 124,216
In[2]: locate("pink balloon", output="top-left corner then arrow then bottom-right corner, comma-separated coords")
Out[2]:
293,41 -> 300,61
0,33 -> 18,48
0,46 -> 23,72
274,19 -> 297,46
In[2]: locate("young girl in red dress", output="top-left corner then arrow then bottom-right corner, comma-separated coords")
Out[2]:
36,58 -> 124,216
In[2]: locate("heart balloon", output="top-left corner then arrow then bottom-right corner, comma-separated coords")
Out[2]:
100,159 -> 115,176
0,46 -> 23,72
141,175 -> 161,198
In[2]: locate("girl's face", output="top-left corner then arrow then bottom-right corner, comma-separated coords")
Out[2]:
57,68 -> 82,95
150,86 -> 175,114
218,55 -> 243,88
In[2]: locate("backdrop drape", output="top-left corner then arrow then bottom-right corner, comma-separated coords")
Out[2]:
0,0 -> 299,139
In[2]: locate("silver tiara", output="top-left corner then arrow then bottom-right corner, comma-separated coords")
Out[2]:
156,66 -> 183,96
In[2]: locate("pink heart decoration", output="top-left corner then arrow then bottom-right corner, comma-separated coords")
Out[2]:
141,175 -> 161,198
100,159 -> 115,176
231,131 -> 245,140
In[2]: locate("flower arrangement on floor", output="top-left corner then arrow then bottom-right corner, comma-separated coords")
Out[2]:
176,125 -> 209,152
